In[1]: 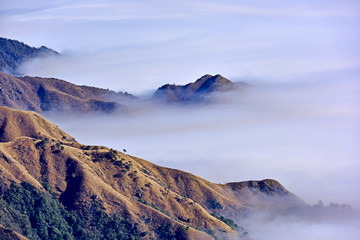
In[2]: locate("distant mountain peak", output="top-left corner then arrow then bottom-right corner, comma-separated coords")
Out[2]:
152,74 -> 241,103
192,74 -> 237,93
0,37 -> 58,75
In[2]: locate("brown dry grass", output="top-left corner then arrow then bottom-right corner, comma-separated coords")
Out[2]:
0,72 -> 130,113
0,106 -> 301,239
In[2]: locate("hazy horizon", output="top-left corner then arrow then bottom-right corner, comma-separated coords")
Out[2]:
1,0 -> 359,94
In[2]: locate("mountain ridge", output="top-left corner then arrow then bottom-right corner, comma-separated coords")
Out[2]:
1,37 -> 249,112
152,74 -> 245,103
0,37 -> 58,75
0,106 -> 304,239
0,72 -> 135,114
0,71 -> 247,114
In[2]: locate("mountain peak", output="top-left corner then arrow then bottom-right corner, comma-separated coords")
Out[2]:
0,106 -> 74,143
153,74 -> 240,103
192,74 -> 237,93
0,37 -> 58,75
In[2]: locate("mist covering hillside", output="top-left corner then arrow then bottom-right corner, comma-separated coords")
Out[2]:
1,0 -> 359,239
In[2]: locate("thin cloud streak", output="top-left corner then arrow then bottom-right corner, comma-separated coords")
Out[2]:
3,0 -> 358,22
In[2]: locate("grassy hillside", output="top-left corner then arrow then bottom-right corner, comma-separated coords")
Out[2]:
0,106 -> 304,239
0,72 -> 135,113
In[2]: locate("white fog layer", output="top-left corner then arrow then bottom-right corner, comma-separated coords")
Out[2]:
2,0 -> 359,239
46,77 -> 360,209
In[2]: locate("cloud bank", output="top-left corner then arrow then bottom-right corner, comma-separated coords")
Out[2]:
46,77 -> 360,210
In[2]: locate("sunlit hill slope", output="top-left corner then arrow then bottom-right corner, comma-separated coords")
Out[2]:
0,106 -> 304,239
0,72 -> 135,114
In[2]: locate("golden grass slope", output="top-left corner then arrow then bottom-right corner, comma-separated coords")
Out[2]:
0,72 -> 133,113
0,106 -> 303,239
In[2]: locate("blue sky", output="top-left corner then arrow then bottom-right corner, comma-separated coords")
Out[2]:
1,0 -> 359,93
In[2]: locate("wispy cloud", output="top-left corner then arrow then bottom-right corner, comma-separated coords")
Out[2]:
4,0 -> 358,23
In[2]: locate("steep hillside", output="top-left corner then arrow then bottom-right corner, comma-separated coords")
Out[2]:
0,37 -> 58,75
152,74 -> 245,103
0,107 -> 304,240
0,72 -> 135,113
